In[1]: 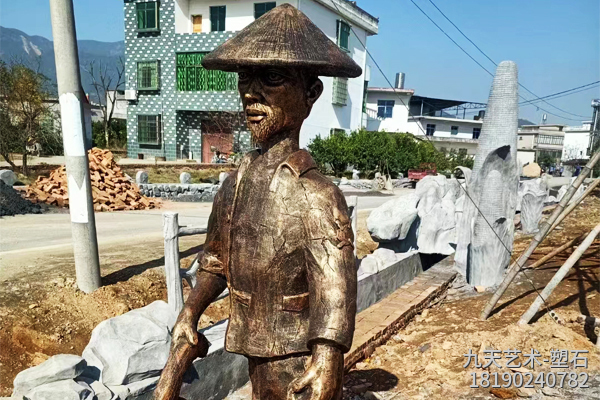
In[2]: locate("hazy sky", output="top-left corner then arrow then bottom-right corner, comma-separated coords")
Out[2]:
2,0 -> 598,125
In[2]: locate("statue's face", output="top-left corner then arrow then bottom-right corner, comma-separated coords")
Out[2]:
238,67 -> 322,144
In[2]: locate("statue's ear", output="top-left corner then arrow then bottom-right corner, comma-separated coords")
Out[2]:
307,78 -> 323,107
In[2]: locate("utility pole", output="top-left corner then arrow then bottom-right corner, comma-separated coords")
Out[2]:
589,99 -> 600,178
49,0 -> 101,293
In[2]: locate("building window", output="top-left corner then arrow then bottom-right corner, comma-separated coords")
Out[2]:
210,6 -> 226,32
176,52 -> 237,91
377,100 -> 394,118
332,77 -> 348,106
136,2 -> 159,32
537,134 -> 564,146
473,128 -> 481,139
451,126 -> 459,135
138,115 -> 161,145
254,2 -> 276,19
137,61 -> 159,90
336,20 -> 351,52
192,15 -> 202,33
426,124 -> 436,136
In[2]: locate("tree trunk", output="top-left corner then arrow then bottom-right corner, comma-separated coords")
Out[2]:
104,121 -> 110,148
22,152 -> 28,176
1,154 -> 17,170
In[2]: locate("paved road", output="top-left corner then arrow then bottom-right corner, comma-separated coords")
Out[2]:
0,192 -> 407,255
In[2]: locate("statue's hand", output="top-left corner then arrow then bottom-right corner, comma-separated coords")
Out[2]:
171,307 -> 198,348
287,343 -> 344,400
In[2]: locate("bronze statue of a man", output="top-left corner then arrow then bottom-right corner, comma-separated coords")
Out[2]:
154,4 -> 361,400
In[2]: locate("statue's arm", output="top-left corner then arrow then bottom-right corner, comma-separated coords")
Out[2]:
289,177 -> 357,400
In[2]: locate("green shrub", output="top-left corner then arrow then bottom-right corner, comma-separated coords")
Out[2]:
308,129 -> 474,177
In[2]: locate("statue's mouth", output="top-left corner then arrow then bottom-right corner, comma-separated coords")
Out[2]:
246,106 -> 267,123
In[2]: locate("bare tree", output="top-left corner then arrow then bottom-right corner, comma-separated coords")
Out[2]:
84,57 -> 125,147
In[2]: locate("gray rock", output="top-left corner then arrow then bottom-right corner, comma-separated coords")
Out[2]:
340,177 -> 349,185
417,197 -> 456,255
169,184 -> 178,192
520,179 -> 547,234
76,377 -> 113,400
82,301 -> 177,386
367,194 -> 419,242
219,171 -> 229,184
126,376 -> 160,397
357,248 -> 403,275
179,172 -> 192,184
135,171 -> 148,185
0,169 -> 16,186
23,379 -> 93,400
106,384 -> 129,400
13,354 -> 86,398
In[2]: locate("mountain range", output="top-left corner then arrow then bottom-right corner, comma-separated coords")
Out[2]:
0,26 -> 125,102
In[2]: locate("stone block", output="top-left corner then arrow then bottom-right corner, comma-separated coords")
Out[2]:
0,170 -> 16,186
367,194 -> 419,242
23,379 -> 93,400
180,172 -> 192,184
13,354 -> 87,398
82,301 -> 176,386
135,171 -> 148,185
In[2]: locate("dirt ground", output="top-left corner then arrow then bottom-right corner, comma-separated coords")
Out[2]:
343,191 -> 600,400
1,191 -> 598,398
0,233 -> 226,396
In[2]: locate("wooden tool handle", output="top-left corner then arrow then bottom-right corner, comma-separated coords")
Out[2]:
152,333 -> 210,400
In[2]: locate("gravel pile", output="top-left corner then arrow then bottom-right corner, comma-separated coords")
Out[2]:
0,181 -> 42,216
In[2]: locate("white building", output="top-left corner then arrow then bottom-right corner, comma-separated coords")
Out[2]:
562,122 -> 591,161
365,80 -> 484,156
172,0 -> 378,149
106,90 -> 128,121
517,124 -> 565,166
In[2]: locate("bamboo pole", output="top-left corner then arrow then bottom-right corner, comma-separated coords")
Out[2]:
549,178 -> 600,232
480,150 -> 600,320
525,235 -> 584,270
517,223 -> 600,325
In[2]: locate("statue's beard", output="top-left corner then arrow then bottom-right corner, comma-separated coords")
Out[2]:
247,106 -> 284,144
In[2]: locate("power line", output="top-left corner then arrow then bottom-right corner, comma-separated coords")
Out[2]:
425,0 -> 590,120
519,81 -> 600,106
328,0 -> 560,322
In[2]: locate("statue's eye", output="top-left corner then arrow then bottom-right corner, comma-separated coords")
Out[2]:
238,72 -> 249,82
266,71 -> 284,84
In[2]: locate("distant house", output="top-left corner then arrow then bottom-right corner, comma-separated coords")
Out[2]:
123,0 -> 379,161
365,74 -> 485,156
517,124 -> 565,166
106,90 -> 128,121
562,122 -> 592,162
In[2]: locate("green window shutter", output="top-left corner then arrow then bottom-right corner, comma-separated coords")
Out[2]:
210,6 -> 226,32
136,3 -> 146,29
254,2 -> 276,19
138,61 -> 159,90
332,77 -> 348,106
136,2 -> 158,31
337,20 -> 350,51
176,52 -> 237,91
138,115 -> 161,145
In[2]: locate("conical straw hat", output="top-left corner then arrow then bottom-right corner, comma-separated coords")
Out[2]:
202,3 -> 362,78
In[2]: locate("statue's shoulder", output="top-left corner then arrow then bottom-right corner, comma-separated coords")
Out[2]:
282,150 -> 344,202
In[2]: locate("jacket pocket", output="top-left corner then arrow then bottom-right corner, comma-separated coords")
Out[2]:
282,292 -> 309,312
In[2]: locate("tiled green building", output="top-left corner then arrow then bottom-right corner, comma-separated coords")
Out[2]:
124,0 -> 253,161
123,0 -> 378,161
